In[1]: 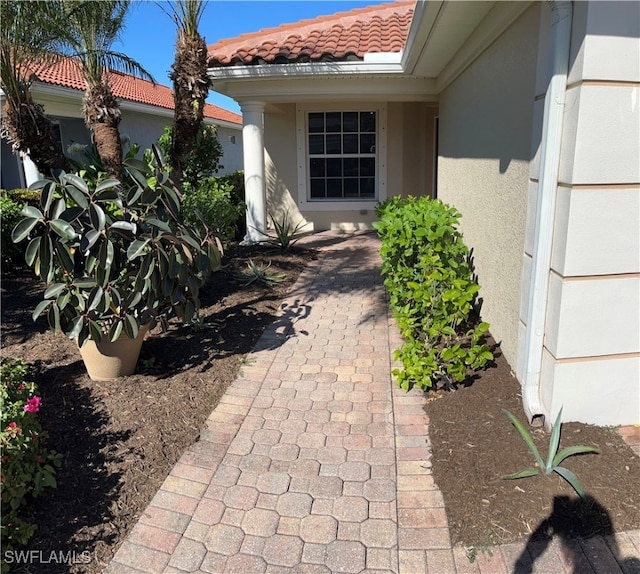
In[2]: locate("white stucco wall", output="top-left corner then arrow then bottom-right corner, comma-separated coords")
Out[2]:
534,0 -> 640,425
216,125 -> 244,175
437,3 -> 540,368
120,109 -> 168,153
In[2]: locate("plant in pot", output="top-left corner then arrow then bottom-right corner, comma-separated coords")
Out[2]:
11,148 -> 222,380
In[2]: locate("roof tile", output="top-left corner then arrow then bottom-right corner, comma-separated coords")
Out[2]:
28,57 -> 241,125
207,0 -> 415,67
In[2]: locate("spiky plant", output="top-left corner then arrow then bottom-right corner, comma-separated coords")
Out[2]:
502,407 -> 600,498
234,260 -> 286,287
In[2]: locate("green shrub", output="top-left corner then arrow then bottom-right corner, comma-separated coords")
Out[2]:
1,359 -> 60,555
216,170 -> 245,207
218,170 -> 246,240
1,188 -> 42,267
4,188 -> 40,207
183,176 -> 246,244
373,196 -> 493,390
156,124 -> 223,191
1,192 -> 23,265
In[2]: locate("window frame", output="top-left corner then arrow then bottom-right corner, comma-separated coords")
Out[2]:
296,103 -> 387,211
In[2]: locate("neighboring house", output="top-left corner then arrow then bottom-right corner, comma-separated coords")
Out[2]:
0,56 -> 243,189
206,0 -> 640,426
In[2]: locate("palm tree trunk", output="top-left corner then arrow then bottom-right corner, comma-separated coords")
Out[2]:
1,94 -> 71,176
170,32 -> 208,187
83,82 -> 123,180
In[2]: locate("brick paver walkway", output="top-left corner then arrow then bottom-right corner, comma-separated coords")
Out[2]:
105,231 -> 640,574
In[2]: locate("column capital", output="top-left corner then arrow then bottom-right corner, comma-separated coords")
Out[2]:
240,101 -> 266,115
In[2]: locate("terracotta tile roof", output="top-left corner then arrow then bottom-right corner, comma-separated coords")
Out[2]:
29,56 -> 241,125
207,0 -> 415,67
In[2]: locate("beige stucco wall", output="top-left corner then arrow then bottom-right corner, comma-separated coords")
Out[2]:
436,3 -> 540,368
536,1 -> 640,425
263,101 -> 434,232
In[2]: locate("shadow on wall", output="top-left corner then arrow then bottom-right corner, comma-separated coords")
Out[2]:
514,494 -> 640,573
265,150 -> 310,232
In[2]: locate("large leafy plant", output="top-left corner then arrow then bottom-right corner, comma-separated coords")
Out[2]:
374,196 -> 493,390
11,147 -> 222,347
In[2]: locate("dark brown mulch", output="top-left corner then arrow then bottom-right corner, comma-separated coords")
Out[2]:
425,345 -> 640,554
0,244 -> 316,574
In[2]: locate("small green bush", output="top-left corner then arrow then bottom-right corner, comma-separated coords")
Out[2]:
1,359 -> 60,554
373,196 -> 493,390
216,170 -> 244,204
1,189 -> 42,267
157,124 -> 223,191
4,188 -> 40,207
216,170 -> 246,240
1,193 -> 24,267
182,176 -> 246,244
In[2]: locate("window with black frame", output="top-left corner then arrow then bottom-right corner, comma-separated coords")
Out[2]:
307,111 -> 377,201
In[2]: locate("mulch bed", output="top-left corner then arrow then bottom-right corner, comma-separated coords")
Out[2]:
425,345 -> 640,554
1,244 -> 316,574
2,243 -> 639,572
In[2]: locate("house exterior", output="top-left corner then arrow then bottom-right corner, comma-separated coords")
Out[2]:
1,57 -> 243,190
207,0 -> 640,427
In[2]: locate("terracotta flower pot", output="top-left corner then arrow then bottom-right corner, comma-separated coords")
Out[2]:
78,325 -> 149,381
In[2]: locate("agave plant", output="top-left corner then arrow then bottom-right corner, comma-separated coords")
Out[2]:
11,146 -> 222,348
234,260 -> 286,287
254,212 -> 306,250
502,407 -> 600,498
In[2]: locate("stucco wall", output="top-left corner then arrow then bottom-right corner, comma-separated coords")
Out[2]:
437,4 -> 540,368
216,126 -> 244,175
264,101 -> 433,232
536,0 -> 640,425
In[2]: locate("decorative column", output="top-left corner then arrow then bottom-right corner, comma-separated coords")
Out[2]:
240,101 -> 267,244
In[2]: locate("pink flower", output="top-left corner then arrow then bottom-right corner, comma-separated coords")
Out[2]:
36,456 -> 43,463
23,396 -> 41,413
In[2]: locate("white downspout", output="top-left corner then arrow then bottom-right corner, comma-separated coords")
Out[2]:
522,1 -> 573,425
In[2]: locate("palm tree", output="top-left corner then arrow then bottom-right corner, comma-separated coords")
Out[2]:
165,0 -> 210,187
58,0 -> 154,180
0,1 -> 71,174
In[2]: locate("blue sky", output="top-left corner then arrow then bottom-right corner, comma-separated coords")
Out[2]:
115,0 -> 389,114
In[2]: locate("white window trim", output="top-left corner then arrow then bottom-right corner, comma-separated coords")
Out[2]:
296,103 -> 387,212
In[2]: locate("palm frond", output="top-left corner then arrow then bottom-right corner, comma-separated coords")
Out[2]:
159,0 -> 206,38
73,50 -> 156,85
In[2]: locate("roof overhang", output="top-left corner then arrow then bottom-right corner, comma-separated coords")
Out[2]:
208,0 -> 534,104
208,60 -> 439,104
402,0 -> 533,90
